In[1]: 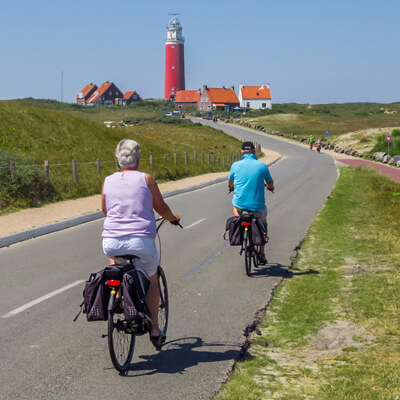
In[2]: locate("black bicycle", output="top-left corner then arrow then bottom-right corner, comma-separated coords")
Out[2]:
239,211 -> 261,277
104,217 -> 178,373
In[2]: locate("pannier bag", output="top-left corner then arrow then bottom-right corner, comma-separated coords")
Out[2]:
83,269 -> 108,321
224,215 -> 266,246
224,216 -> 242,246
122,269 -> 151,322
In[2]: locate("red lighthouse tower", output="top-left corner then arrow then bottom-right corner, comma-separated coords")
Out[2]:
164,15 -> 185,99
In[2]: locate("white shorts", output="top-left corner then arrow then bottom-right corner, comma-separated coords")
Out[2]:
102,236 -> 159,277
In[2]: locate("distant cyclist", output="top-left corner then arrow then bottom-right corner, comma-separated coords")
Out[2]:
309,135 -> 315,150
228,142 -> 274,265
101,139 -> 180,346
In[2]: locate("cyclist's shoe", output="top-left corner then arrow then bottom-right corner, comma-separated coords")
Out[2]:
150,330 -> 166,349
257,253 -> 268,265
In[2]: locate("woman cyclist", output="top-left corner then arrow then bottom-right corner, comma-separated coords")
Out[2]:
101,139 -> 180,347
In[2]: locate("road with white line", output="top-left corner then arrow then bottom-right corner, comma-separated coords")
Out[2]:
0,122 -> 337,400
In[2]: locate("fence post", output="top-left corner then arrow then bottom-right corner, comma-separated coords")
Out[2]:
10,161 -> 16,180
72,160 -> 78,183
44,160 -> 50,178
150,155 -> 154,167
222,157 -> 225,167
194,151 -> 197,166
174,153 -> 177,165
208,154 -> 211,165
97,159 -> 101,175
164,155 -> 168,165
185,152 -> 188,166
218,157 -> 220,166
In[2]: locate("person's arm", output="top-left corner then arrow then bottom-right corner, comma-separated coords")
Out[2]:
101,182 -> 107,216
146,174 -> 180,223
264,166 -> 275,192
228,180 -> 234,192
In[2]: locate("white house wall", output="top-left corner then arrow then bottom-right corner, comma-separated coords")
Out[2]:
240,98 -> 272,109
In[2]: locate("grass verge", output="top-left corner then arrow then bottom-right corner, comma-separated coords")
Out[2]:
215,167 -> 400,399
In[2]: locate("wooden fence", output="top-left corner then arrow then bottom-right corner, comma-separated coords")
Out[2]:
3,141 -> 261,183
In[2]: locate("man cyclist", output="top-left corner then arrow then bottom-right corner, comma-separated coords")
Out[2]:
228,141 -> 274,265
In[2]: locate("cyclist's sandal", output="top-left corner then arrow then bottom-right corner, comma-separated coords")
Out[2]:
150,330 -> 166,348
257,253 -> 268,265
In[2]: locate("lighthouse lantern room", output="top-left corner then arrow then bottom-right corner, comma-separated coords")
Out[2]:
164,15 -> 185,99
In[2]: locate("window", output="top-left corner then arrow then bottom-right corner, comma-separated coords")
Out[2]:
262,103 -> 266,108
109,92 -> 112,96
172,45 -> 175,48
201,97 -> 204,102
116,91 -> 119,95
171,65 -> 175,69
200,106 -> 203,110
246,102 -> 250,108
207,105 -> 211,110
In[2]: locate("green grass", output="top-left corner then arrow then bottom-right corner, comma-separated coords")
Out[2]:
0,99 -> 242,214
215,167 -> 400,399
239,102 -> 400,144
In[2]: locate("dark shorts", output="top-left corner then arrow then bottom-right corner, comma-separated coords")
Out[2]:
234,207 -> 268,234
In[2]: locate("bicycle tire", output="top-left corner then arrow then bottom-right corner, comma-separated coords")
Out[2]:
108,305 -> 135,373
157,266 -> 169,336
252,245 -> 259,268
243,236 -> 252,277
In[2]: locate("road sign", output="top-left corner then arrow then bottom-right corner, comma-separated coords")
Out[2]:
325,130 -> 329,137
386,134 -> 391,142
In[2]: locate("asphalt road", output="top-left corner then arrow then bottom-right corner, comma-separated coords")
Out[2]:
0,122 -> 338,400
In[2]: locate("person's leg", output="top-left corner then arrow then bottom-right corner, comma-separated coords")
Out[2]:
146,273 -> 160,336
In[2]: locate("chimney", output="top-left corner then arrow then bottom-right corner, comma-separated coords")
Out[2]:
266,83 -> 270,89
222,85 -> 225,89
231,86 -> 235,92
203,85 -> 208,91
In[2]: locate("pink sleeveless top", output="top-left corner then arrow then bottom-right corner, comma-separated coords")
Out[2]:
102,171 -> 156,238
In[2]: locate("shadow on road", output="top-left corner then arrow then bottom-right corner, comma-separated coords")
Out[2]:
251,263 -> 319,278
126,337 -> 238,376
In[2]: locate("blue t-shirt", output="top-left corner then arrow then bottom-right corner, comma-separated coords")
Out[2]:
228,154 -> 273,211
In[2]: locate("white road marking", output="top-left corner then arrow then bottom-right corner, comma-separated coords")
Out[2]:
184,218 -> 206,230
1,280 -> 85,318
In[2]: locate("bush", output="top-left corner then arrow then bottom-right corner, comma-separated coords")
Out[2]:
0,150 -> 55,213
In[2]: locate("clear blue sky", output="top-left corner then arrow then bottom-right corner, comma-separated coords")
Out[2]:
0,0 -> 398,104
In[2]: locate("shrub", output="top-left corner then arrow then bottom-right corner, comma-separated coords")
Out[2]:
0,150 -> 55,213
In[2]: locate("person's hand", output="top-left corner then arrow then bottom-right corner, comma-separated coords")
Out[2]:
170,214 -> 181,225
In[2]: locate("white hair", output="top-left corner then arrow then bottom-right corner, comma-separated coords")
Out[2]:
115,139 -> 141,169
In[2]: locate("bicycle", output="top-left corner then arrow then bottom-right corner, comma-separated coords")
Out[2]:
103,217 -> 180,373
239,211 -> 262,277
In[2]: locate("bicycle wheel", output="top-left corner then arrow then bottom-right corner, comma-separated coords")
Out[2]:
252,245 -> 259,268
243,235 -> 252,277
157,266 -> 169,336
108,304 -> 135,373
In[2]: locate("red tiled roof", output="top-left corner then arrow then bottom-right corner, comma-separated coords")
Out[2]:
87,81 -> 114,103
76,83 -> 97,99
175,90 -> 201,103
241,85 -> 271,100
123,91 -> 137,99
205,88 -> 239,104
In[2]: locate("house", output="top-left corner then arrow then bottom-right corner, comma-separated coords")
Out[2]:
86,81 -> 123,106
239,85 -> 272,109
76,83 -> 98,105
198,85 -> 239,111
175,89 -> 201,108
123,91 -> 142,105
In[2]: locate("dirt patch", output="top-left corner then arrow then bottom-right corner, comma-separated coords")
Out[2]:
333,126 -> 400,152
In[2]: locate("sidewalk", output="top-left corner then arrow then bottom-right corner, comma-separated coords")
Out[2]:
0,148 -> 282,238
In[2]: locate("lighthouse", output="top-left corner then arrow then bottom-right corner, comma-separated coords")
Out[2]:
164,15 -> 185,99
